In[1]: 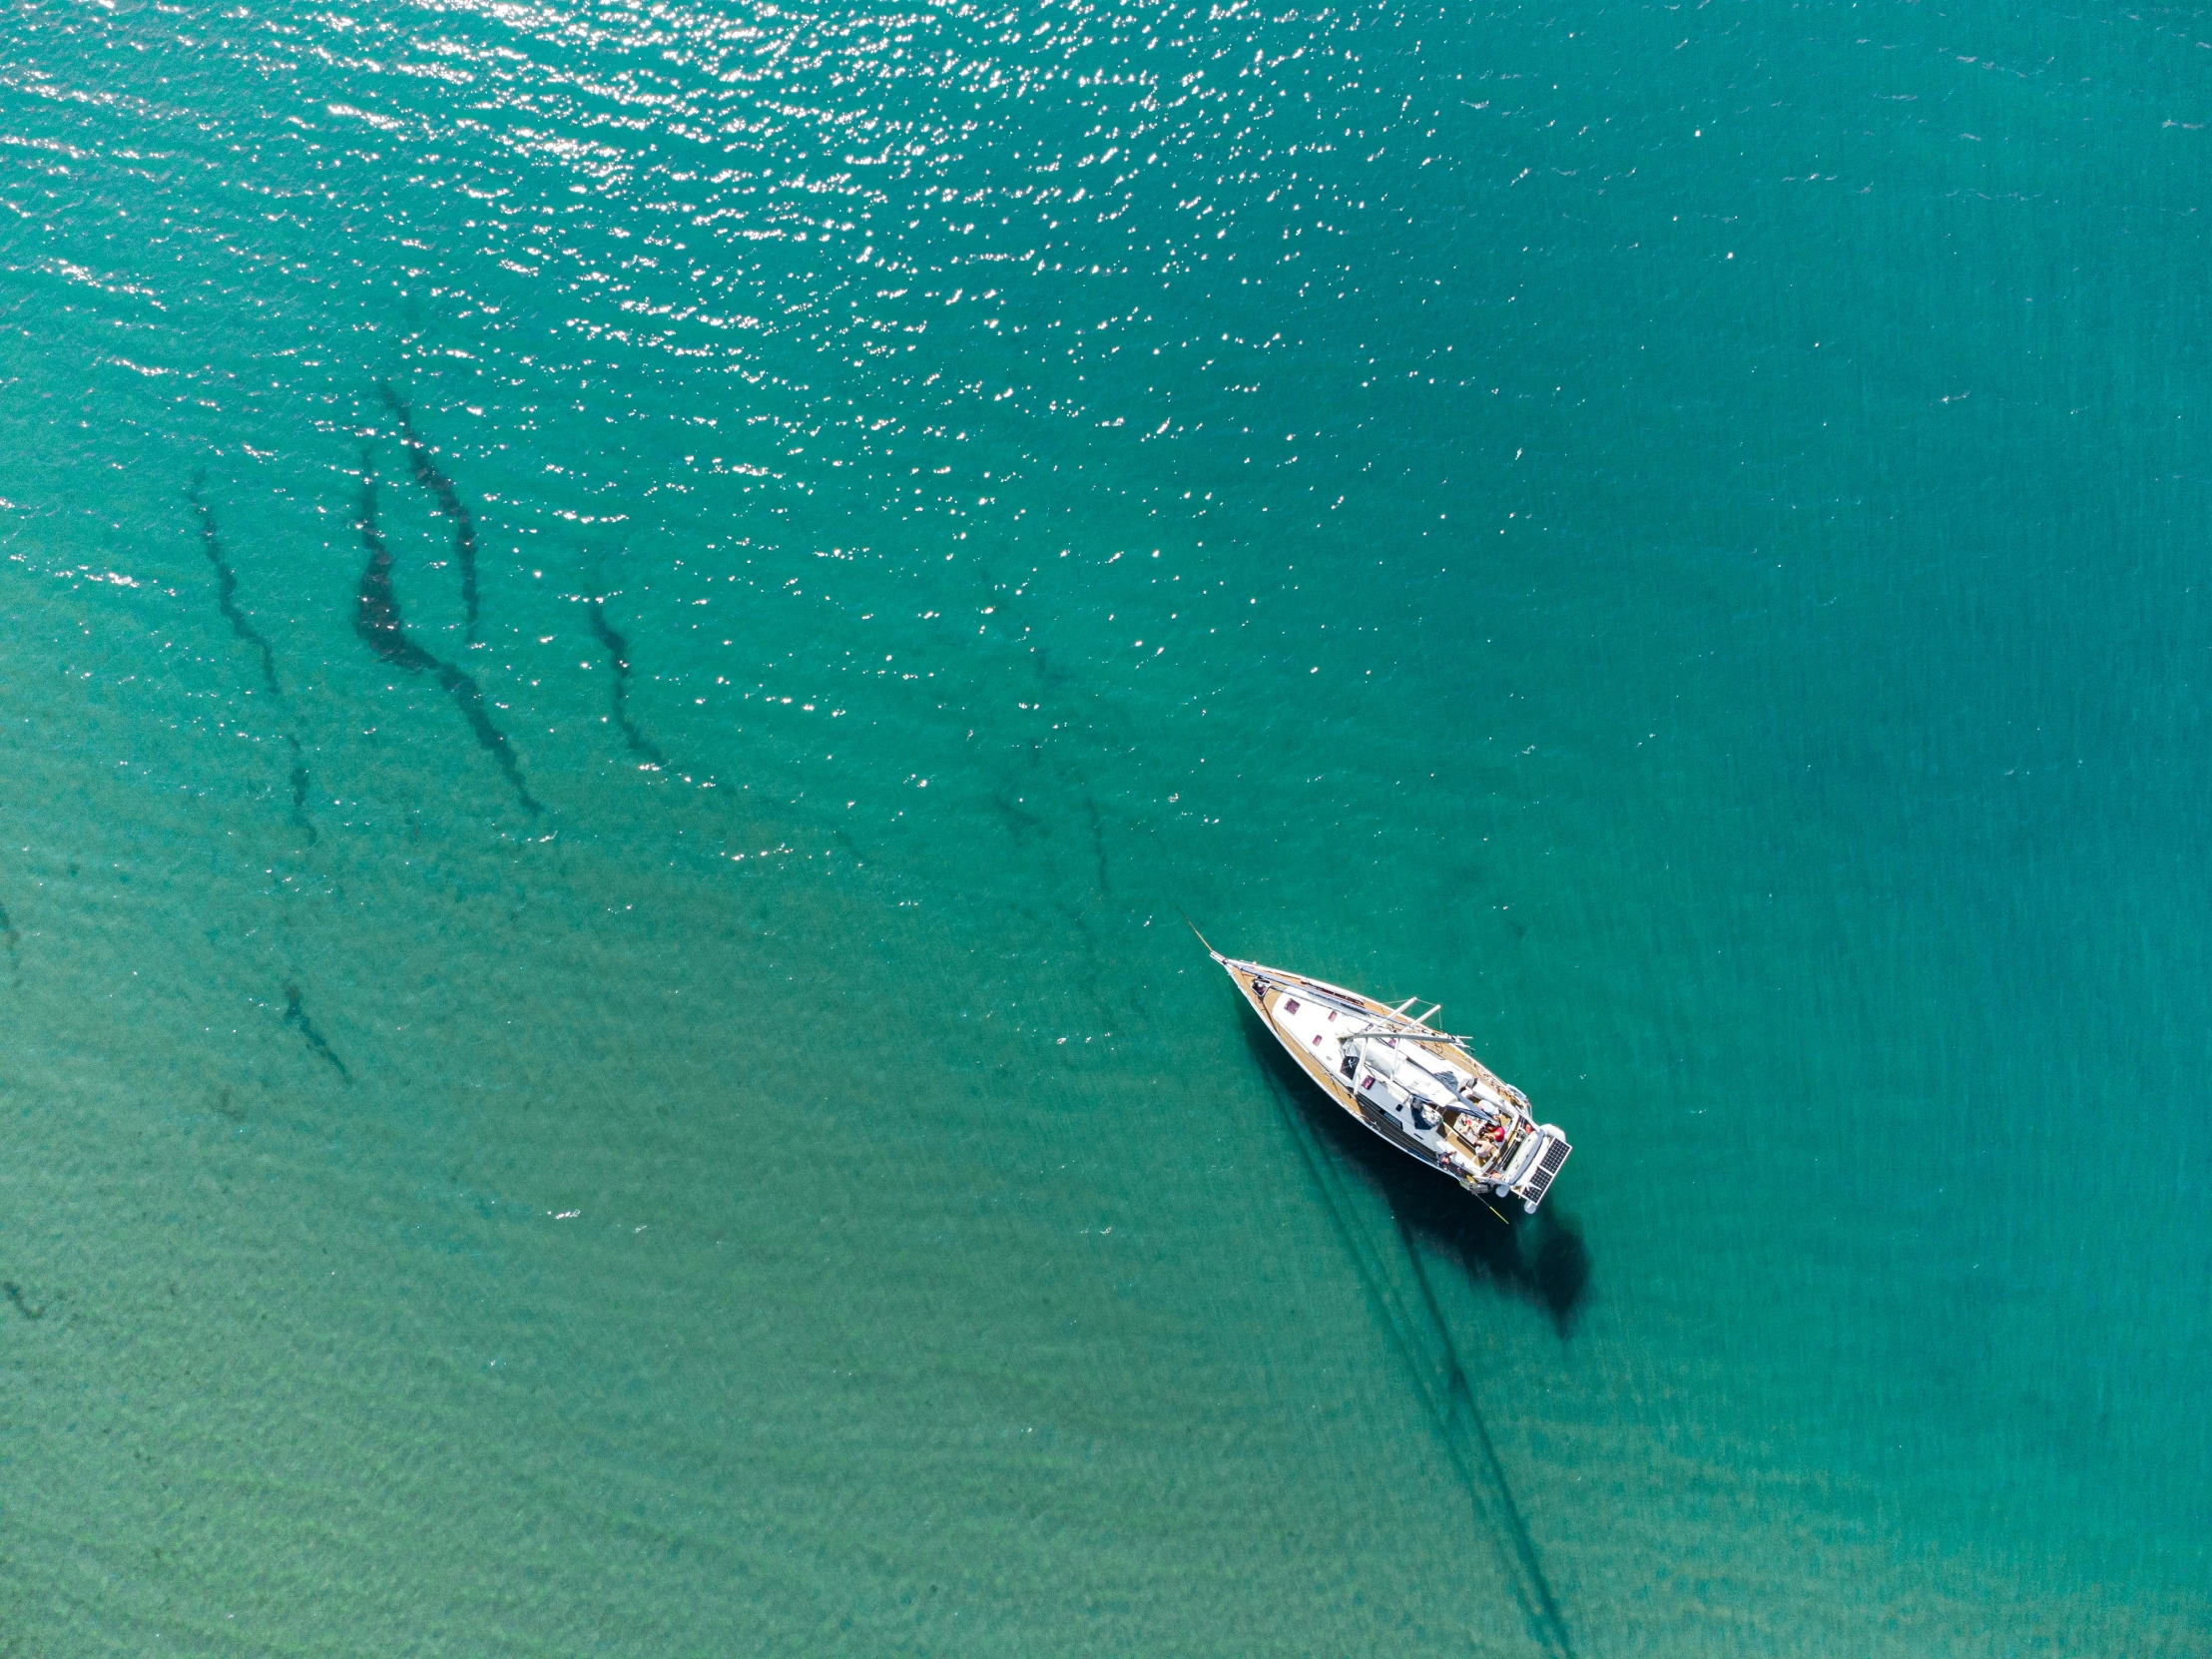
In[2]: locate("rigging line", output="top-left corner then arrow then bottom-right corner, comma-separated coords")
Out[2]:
1262,1072 -> 1571,1659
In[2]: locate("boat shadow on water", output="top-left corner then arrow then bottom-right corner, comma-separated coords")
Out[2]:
1239,1018 -> 1592,1339
1236,1014 -> 1583,1659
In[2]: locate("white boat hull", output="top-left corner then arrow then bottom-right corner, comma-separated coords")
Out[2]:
1212,950 -> 1571,1214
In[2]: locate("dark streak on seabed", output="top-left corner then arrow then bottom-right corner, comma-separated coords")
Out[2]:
379,382 -> 482,644
189,472 -> 279,697
353,462 -> 541,817
188,477 -> 317,844
282,981 -> 348,1079
5,2 -> 2208,1654
586,597 -> 673,773
285,733 -> 316,844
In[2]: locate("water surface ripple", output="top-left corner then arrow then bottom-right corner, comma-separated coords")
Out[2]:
1,1 -> 2207,1654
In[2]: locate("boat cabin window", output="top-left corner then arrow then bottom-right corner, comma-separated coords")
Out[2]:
1282,997 -> 1301,1016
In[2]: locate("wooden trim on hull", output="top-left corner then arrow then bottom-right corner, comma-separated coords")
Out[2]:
1206,942 -> 1571,1213
1221,956 -> 1458,1178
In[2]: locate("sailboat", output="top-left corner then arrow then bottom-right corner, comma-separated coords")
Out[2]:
1202,932 -> 1572,1214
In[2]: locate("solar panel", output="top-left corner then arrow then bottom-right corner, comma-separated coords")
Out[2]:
1517,1137 -> 1572,1209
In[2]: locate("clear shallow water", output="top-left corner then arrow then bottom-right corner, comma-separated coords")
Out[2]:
2,2 -> 2207,1653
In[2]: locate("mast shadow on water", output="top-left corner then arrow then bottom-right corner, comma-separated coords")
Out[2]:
1238,1019 -> 1591,1333
1238,1016 -> 1582,1659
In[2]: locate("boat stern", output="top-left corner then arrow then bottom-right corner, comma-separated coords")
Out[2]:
1505,1127 -> 1572,1214
1202,938 -> 1574,1217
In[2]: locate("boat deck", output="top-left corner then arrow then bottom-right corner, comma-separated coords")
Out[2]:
1221,955 -> 1518,1180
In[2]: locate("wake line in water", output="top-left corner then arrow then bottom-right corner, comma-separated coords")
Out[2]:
1386,1209 -> 1575,1657
1266,1073 -> 1574,1659
378,383 -> 480,642
354,465 -> 541,817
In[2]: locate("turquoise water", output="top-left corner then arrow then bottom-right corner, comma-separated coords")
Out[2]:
3,1 -> 2208,1652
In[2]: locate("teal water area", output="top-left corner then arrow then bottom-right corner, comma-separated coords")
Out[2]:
2,2 -> 2207,1652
